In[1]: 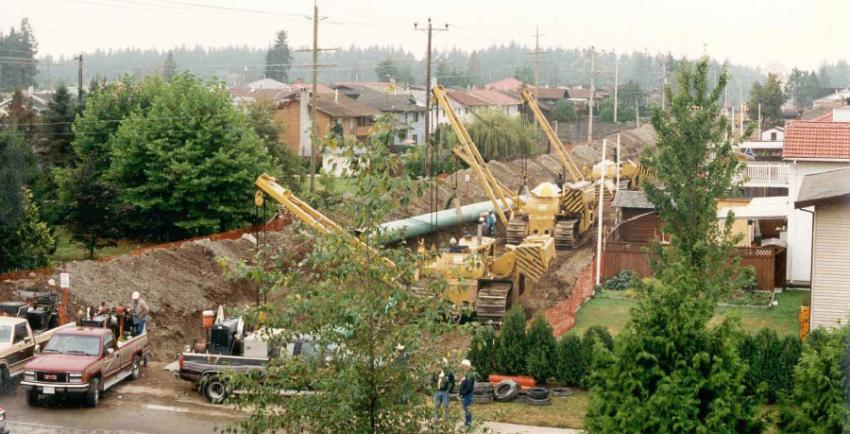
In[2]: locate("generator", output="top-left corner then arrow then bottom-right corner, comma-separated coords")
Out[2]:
210,318 -> 240,355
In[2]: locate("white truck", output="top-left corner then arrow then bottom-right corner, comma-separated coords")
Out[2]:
0,316 -> 75,390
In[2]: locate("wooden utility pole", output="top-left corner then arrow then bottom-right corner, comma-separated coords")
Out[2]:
660,59 -> 667,111
613,52 -> 619,123
533,26 -> 542,94
77,55 -> 83,106
309,3 -> 319,192
588,47 -> 595,142
414,18 -> 448,178
47,57 -> 52,91
757,102 -> 762,136
635,97 -> 640,127
595,138 -> 607,286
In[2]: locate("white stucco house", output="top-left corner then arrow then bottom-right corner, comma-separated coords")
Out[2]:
784,108 -> 850,286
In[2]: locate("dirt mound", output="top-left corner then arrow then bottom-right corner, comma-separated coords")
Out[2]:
524,244 -> 595,314
1,230 -> 297,361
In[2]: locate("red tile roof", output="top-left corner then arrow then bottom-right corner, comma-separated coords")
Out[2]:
447,91 -> 490,107
485,77 -> 523,92
783,120 -> 850,160
467,89 -> 521,106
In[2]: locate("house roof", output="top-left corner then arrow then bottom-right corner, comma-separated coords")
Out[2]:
529,87 -> 569,100
484,77 -> 524,92
346,89 -> 424,113
334,81 -> 398,93
467,89 -> 521,106
447,91 -> 490,107
782,120 -> 850,160
248,78 -> 288,90
795,167 -> 850,208
612,190 -> 654,209
314,93 -> 379,118
567,87 -> 593,100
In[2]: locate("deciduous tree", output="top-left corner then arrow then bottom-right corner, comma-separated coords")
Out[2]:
748,73 -> 787,130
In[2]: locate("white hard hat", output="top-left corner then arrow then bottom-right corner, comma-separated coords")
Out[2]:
395,343 -> 405,351
132,291 -> 141,300
461,359 -> 471,368
449,237 -> 457,245
47,279 -> 56,286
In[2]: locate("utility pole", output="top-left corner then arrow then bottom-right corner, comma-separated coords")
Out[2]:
757,102 -> 762,136
414,18 -> 448,178
613,52 -> 619,123
635,97 -> 640,127
533,26 -> 542,93
740,103 -> 744,138
77,55 -> 83,106
310,3 -> 319,192
588,47 -> 595,143
47,57 -> 52,91
595,138 -> 607,286
660,59 -> 667,111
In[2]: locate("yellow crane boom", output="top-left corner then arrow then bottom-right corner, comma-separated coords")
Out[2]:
254,173 -> 395,268
520,88 -> 584,183
431,85 -> 517,225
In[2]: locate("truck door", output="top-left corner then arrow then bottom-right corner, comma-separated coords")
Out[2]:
8,322 -> 34,370
101,333 -> 121,380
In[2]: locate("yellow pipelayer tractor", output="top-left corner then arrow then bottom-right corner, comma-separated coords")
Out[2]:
253,174 -> 554,322
433,85 -> 597,249
520,88 -> 649,191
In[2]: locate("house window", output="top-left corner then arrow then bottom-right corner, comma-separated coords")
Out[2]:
356,117 -> 369,127
412,134 -> 418,143
350,119 -> 356,131
413,112 -> 419,122
770,132 -> 777,141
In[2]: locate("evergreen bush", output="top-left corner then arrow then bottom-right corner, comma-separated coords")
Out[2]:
494,306 -> 527,376
525,314 -> 557,383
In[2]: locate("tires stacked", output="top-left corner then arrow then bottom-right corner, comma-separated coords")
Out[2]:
472,382 -> 494,404
493,379 -> 519,402
525,387 -> 551,405
550,387 -> 574,397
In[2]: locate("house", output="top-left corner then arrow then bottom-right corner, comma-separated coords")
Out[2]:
0,87 -> 50,116
761,126 -> 784,142
784,110 -> 850,286
794,167 -> 850,329
247,78 -> 289,90
438,90 -> 489,124
610,190 -> 662,243
466,89 -> 522,117
333,85 -> 426,147
812,88 -> 850,108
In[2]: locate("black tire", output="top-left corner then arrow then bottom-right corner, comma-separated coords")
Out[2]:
202,376 -> 228,404
472,382 -> 493,395
472,393 -> 493,404
526,395 -> 552,406
493,380 -> 519,401
527,387 -> 550,400
26,388 -> 39,406
85,377 -> 101,407
143,354 -> 149,368
551,387 -> 574,397
0,366 -> 9,393
130,355 -> 142,380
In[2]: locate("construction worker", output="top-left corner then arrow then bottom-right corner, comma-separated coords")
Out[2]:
458,359 -> 476,428
131,291 -> 150,336
487,211 -> 497,236
432,358 -> 455,422
448,237 -> 464,253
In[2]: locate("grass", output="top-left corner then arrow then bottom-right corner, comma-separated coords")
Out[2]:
572,290 -> 808,337
473,392 -> 589,429
51,227 -> 148,265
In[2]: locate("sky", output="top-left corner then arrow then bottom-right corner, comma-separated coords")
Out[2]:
4,0 -> 850,71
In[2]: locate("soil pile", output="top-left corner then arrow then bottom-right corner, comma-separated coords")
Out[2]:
1,230 -> 298,360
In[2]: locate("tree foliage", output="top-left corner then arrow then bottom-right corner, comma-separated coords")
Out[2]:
525,314 -> 557,383
551,99 -> 577,122
107,73 -> 272,239
778,327 -> 850,433
467,325 -> 497,381
785,68 -> 820,111
244,100 -> 304,193
748,73 -> 787,130
739,329 -> 801,404
223,115 -> 466,434
587,59 -> 759,433
495,306 -> 527,375
454,109 -> 540,159
162,51 -> 177,81
0,18 -> 38,90
264,30 -> 292,82
555,334 -> 584,386
374,57 -> 413,85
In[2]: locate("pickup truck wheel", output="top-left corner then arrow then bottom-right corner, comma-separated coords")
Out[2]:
130,356 -> 142,380
203,377 -> 228,404
0,366 -> 9,393
86,377 -> 101,407
26,388 -> 38,406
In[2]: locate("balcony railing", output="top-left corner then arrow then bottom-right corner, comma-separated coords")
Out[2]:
736,162 -> 789,187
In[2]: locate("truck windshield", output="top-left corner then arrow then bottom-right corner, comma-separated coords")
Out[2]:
0,325 -> 10,343
43,334 -> 101,356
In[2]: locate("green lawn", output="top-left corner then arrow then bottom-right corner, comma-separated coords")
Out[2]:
572,290 -> 808,337
472,391 -> 589,429
51,227 -> 148,265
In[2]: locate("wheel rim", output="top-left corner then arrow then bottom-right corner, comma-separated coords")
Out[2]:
93,384 -> 99,404
133,359 -> 140,377
208,382 -> 225,400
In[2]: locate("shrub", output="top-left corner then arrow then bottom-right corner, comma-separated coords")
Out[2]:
494,306 -> 527,375
555,334 -> 584,387
739,329 -> 802,403
778,325 -> 850,433
525,314 -> 557,383
467,325 -> 497,380
581,326 -> 614,387
601,270 -> 640,291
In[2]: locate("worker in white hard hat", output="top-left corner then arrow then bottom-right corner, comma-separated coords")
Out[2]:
458,359 -> 476,427
47,278 -> 56,288
448,237 -> 464,253
130,291 -> 150,336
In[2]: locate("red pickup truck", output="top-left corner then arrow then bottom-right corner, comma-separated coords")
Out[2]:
20,326 -> 150,407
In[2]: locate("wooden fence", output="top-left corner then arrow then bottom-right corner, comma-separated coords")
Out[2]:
602,241 -> 786,290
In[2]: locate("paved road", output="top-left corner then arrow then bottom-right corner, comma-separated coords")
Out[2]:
0,379 -> 240,434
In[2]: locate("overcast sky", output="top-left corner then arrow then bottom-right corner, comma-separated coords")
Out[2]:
4,0 -> 849,71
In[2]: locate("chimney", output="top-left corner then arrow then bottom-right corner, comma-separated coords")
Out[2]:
334,88 -> 339,103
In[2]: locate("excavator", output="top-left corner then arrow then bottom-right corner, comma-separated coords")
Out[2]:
253,174 -> 554,322
433,85 -> 596,249
520,87 -> 648,191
